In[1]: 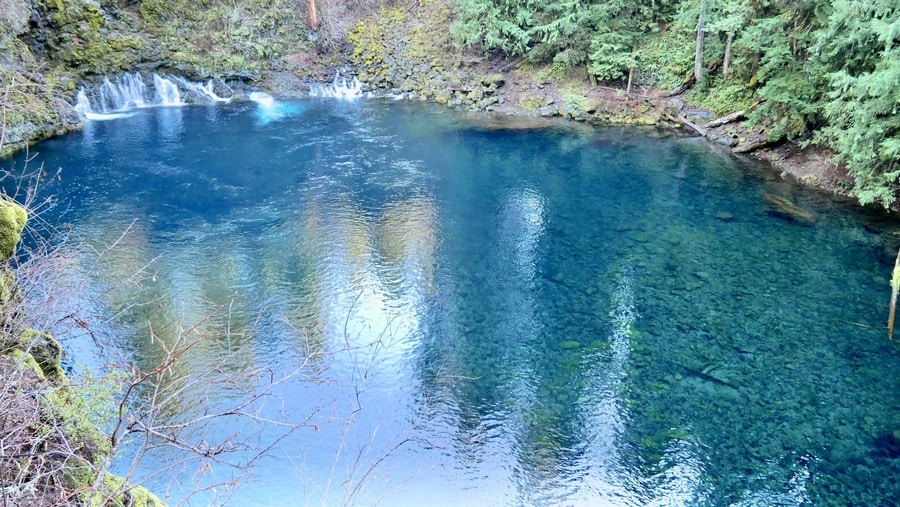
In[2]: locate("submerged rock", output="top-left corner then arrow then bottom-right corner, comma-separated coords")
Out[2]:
715,211 -> 735,222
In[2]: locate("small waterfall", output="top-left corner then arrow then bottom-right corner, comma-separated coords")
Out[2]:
98,73 -> 148,111
196,79 -> 232,102
153,74 -> 182,106
309,73 -> 364,99
74,89 -> 92,117
75,72 -> 233,121
173,77 -> 233,103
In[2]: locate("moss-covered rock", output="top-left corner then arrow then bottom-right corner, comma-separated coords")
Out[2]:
0,0 -> 31,45
7,347 -> 44,378
38,0 -> 148,74
82,472 -> 166,507
18,329 -> 66,384
482,73 -> 505,88
0,199 -> 26,262
0,266 -> 19,309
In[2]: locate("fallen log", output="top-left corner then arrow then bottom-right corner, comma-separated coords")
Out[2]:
704,110 -> 745,129
731,138 -> 769,153
667,114 -> 706,136
763,194 -> 815,225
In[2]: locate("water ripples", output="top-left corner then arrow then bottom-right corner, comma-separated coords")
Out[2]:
7,99 -> 899,506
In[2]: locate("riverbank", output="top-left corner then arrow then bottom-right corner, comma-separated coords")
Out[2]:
261,56 -> 853,203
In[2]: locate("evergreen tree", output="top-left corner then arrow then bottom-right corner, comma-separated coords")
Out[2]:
450,0 -> 537,54
815,0 -> 900,206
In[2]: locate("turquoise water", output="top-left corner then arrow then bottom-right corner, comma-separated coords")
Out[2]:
4,99 -> 899,506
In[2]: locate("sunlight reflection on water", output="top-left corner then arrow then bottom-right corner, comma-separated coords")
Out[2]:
6,98 -> 899,506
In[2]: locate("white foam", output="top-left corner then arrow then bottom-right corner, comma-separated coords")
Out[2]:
249,91 -> 275,106
309,74 -> 364,99
75,73 -> 233,121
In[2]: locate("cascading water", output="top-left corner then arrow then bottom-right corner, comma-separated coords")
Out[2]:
309,73 -> 364,99
153,74 -> 182,106
98,73 -> 149,111
75,72 -> 233,121
172,77 -> 233,103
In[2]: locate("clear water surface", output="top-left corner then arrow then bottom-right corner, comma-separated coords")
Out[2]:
4,98 -> 899,506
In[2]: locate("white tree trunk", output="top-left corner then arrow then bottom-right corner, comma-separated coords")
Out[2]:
723,32 -> 734,78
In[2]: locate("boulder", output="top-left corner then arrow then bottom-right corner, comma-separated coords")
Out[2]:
481,73 -> 505,88
0,0 -> 30,45
18,329 -> 65,384
0,199 -> 26,261
539,105 -> 558,117
662,98 -> 684,117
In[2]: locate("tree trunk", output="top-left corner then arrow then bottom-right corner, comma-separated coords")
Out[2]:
307,0 -> 319,32
694,0 -> 707,82
723,32 -> 734,78
890,247 -> 900,340
626,43 -> 637,95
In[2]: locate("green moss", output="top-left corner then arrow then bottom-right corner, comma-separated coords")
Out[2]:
79,472 -> 165,507
518,96 -> 544,111
0,266 -> 19,308
6,350 -> 164,505
7,348 -> 45,379
0,199 -> 27,262
128,483 -> 165,507
139,0 -> 310,77
18,329 -> 66,384
61,460 -> 97,496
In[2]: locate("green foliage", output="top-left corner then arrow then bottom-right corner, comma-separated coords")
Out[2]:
36,0 -> 147,74
737,8 -> 822,140
449,0 -> 678,81
688,75 -> 753,115
562,87 -> 588,113
535,60 -> 567,82
450,0 -> 535,54
813,0 -> 900,207
635,25 -> 695,89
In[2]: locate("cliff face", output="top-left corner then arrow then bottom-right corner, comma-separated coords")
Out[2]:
0,0 -> 77,156
0,0 -> 328,155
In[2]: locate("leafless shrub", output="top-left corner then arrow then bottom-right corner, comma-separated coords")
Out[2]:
314,0 -> 390,53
